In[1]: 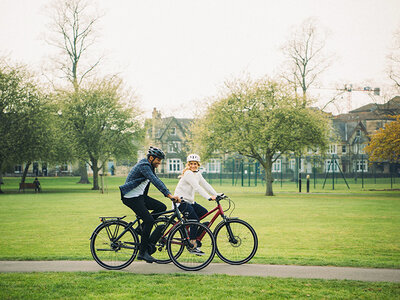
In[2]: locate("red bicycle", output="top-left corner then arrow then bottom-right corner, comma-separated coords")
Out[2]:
150,194 -> 258,265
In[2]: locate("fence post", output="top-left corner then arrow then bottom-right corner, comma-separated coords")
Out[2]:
332,154 -> 335,190
255,162 -> 258,186
248,163 -> 251,187
390,163 -> 393,189
231,159 -> 235,186
241,160 -> 244,187
313,157 -> 316,189
361,154 -> 364,189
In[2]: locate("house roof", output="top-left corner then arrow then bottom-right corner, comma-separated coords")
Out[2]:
348,96 -> 400,116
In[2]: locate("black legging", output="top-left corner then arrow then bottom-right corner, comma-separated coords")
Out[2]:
178,202 -> 208,240
122,195 -> 167,253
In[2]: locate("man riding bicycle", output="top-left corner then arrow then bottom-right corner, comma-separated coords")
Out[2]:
119,146 -> 179,263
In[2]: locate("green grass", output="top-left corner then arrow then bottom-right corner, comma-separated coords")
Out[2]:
0,176 -> 399,268
0,272 -> 399,299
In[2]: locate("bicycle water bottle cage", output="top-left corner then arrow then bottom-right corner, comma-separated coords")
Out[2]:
99,216 -> 126,223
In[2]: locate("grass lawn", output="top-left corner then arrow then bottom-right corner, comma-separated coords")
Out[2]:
0,272 -> 399,300
0,176 -> 399,268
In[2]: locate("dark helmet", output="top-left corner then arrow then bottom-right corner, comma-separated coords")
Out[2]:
147,146 -> 165,159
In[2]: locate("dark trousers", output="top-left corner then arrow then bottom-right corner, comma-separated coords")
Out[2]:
178,202 -> 208,240
122,195 -> 167,253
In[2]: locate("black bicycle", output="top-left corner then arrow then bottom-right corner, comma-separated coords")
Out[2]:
90,201 -> 216,271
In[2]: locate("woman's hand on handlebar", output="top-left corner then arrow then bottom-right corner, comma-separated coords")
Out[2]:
168,194 -> 181,203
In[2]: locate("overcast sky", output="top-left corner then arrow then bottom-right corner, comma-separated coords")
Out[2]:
1,0 -> 399,117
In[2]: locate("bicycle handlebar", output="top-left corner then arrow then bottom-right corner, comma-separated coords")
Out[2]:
209,193 -> 227,202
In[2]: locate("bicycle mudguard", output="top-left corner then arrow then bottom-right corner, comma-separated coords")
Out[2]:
89,219 -> 129,240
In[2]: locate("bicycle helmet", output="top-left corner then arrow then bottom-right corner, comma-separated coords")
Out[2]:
187,154 -> 201,162
147,146 -> 165,159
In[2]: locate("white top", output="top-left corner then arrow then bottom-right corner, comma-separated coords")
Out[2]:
174,170 -> 217,204
124,179 -> 150,198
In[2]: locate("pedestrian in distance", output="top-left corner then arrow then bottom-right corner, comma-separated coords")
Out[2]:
119,146 -> 180,263
33,177 -> 41,192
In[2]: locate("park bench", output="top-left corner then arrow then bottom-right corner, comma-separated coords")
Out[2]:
19,183 -> 40,192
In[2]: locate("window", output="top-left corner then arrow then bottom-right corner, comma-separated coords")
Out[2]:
272,159 -> 281,172
327,144 -> 337,154
355,160 -> 368,172
359,144 -> 366,154
289,159 -> 304,172
207,159 -> 221,173
342,145 -> 347,154
353,143 -> 365,154
289,159 -> 296,170
325,159 -> 339,173
356,129 -> 361,137
60,164 -> 69,172
168,141 -> 181,153
168,159 -> 182,173
14,165 -> 22,173
169,127 -> 176,135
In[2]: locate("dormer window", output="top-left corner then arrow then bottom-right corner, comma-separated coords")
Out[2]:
356,129 -> 361,137
170,127 -> 176,135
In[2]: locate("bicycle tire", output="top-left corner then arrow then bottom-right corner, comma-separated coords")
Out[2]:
167,221 -> 216,271
90,220 -> 139,270
214,218 -> 258,265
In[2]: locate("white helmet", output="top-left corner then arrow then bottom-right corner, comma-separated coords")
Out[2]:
187,154 -> 201,162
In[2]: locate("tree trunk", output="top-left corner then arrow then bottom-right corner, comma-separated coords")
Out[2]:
0,160 -> 4,193
77,160 -> 90,184
21,161 -> 31,184
91,158 -> 99,190
263,158 -> 274,196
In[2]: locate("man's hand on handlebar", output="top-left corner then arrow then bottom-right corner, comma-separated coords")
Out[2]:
167,194 -> 181,203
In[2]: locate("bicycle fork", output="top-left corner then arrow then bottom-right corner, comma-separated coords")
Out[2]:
224,220 -> 239,245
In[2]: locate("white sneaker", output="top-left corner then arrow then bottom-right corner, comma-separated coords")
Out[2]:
189,247 -> 205,256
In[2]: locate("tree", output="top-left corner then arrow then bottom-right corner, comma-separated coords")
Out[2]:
365,115 -> 400,163
387,28 -> 400,91
61,77 -> 143,190
46,0 -> 103,183
192,77 -> 331,196
0,61 -> 71,192
281,18 -> 331,106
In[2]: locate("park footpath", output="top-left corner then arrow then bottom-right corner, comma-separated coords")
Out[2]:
0,261 -> 399,282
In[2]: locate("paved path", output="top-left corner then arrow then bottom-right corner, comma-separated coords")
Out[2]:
1,261 -> 399,282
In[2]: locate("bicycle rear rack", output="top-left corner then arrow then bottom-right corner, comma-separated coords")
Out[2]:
99,216 -> 126,223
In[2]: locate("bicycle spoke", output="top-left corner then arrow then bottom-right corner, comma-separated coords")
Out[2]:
90,221 -> 138,270
215,219 -> 258,265
168,222 -> 216,271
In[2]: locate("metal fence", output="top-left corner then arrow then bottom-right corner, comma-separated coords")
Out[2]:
197,157 -> 400,191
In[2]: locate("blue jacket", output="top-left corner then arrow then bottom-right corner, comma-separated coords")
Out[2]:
119,158 -> 171,198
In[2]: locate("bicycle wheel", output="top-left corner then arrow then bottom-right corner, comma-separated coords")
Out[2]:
214,218 -> 258,265
167,221 -> 216,271
90,220 -> 139,270
149,217 -> 181,264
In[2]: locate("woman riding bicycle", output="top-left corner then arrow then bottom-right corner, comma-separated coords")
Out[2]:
174,154 -> 220,254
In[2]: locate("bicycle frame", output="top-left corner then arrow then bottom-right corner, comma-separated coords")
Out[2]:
107,202 -> 190,248
196,197 -> 238,243
200,199 -> 225,223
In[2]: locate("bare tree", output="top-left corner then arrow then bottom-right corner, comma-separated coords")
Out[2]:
281,18 -> 332,106
387,28 -> 400,91
46,0 -> 102,183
